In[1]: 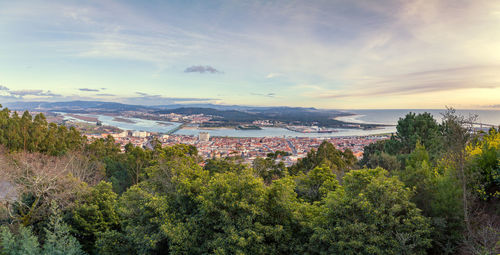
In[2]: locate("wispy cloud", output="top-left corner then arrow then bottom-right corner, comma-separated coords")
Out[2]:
313,65 -> 500,99
266,73 -> 282,79
9,90 -> 61,97
79,88 -> 100,92
127,91 -> 218,105
0,85 -> 62,100
96,93 -> 115,96
1,0 -> 500,108
184,65 -> 221,74
251,92 -> 276,98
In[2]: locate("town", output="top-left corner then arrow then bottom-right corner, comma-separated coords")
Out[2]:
19,110 -> 391,165
87,129 -> 389,166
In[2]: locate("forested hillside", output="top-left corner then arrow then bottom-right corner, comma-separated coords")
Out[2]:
0,104 -> 498,254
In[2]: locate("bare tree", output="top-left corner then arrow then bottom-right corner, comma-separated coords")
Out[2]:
461,206 -> 500,255
63,151 -> 105,185
0,151 -> 85,226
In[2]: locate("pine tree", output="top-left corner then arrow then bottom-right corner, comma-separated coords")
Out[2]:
42,202 -> 85,255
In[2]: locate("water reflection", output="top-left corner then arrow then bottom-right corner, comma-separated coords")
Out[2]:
63,114 -> 396,137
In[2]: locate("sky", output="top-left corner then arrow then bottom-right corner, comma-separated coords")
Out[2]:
0,0 -> 500,109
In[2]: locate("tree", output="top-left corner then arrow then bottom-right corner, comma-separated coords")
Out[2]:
30,113 -> 48,152
366,152 -> 401,172
396,112 -> 442,156
259,177 -> 313,254
253,157 -> 287,185
204,157 -> 247,175
398,143 -> 464,254
71,181 -> 120,252
429,161 -> 464,254
125,144 -> 151,185
117,185 -> 168,255
20,111 -> 32,152
0,225 -> 40,255
441,107 -> 477,234
289,141 -> 356,178
295,165 -> 338,203
0,153 -> 84,226
310,168 -> 432,254
171,170 -> 268,254
42,202 -> 85,255
95,230 -> 134,255
468,127 -> 500,200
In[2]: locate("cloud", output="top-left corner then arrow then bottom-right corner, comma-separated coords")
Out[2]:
0,86 -> 9,91
79,88 -> 100,92
9,90 -> 43,96
126,91 -> 218,105
1,1 -> 500,108
0,95 -> 17,100
9,90 -> 61,97
184,65 -> 221,74
266,73 -> 282,79
0,88 -> 62,101
313,65 -> 500,99
96,93 -> 115,96
251,92 -> 276,98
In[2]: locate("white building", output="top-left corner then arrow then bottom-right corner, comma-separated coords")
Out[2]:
132,131 -> 148,138
199,132 -> 210,142
111,131 -> 129,139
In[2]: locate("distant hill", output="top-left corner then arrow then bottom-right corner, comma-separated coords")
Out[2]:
156,107 -> 262,122
2,100 -> 360,127
4,100 -> 151,113
4,100 -> 343,115
156,107 -> 349,127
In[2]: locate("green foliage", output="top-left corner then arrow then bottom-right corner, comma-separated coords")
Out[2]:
428,163 -> 464,254
85,136 -> 120,159
95,230 -> 133,255
0,226 -> 40,255
396,112 -> 442,155
398,142 -> 433,211
266,150 -> 291,159
2,107 -> 499,255
468,128 -> 500,200
398,143 -> 464,254
117,185 -> 168,254
361,112 -> 443,170
252,157 -> 287,184
204,157 -> 247,175
0,203 -> 85,255
0,107 -> 85,155
366,151 -> 401,172
311,168 -> 432,255
71,181 -> 120,252
295,165 -> 338,203
182,170 -> 268,254
43,202 -> 85,255
289,140 -> 356,176
124,144 -> 152,185
260,177 -> 314,254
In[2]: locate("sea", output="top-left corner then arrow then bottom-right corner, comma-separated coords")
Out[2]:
61,109 -> 500,138
336,109 -> 500,126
